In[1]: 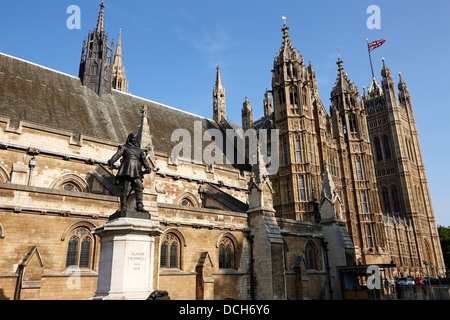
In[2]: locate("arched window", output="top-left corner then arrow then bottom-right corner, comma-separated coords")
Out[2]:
299,176 -> 306,201
342,115 -> 347,134
61,182 -> 82,192
170,242 -> 178,268
382,187 -> 391,213
286,178 -> 291,203
356,159 -> 363,180
409,140 -> 415,163
51,174 -> 89,193
361,191 -> 368,213
405,138 -> 412,160
181,199 -> 193,207
308,141 -> 312,163
65,227 -> 94,269
383,136 -> 392,159
284,142 -> 289,165
296,139 -> 302,163
218,237 -> 234,269
366,224 -> 374,248
304,243 -> 317,270
160,242 -> 168,267
391,186 -> 401,213
160,233 -> 181,269
349,114 -> 357,133
374,137 -> 383,162
93,43 -> 102,59
174,192 -> 200,207
90,63 -> 98,75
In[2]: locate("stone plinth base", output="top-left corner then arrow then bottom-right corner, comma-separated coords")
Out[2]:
91,218 -> 163,300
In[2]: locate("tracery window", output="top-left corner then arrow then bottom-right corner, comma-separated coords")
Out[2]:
284,142 -> 289,165
90,63 -> 98,75
361,191 -> 368,213
374,137 -> 383,162
299,176 -> 306,201
357,159 -> 363,180
61,182 -> 82,192
366,224 -> 374,248
304,243 -> 317,270
349,114 -> 357,133
382,187 -> 391,213
65,227 -> 94,269
218,237 -> 235,269
181,199 -> 193,207
383,136 -> 392,159
160,233 -> 181,269
296,139 -> 302,163
391,186 -> 401,213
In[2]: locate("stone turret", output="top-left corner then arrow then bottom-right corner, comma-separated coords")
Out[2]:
78,2 -> 114,96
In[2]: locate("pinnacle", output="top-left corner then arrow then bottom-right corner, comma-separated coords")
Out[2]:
95,2 -> 105,34
215,66 -> 224,92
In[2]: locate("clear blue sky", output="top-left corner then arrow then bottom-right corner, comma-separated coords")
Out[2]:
1,0 -> 449,227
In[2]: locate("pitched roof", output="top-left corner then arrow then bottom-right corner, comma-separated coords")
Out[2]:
0,52 -> 248,171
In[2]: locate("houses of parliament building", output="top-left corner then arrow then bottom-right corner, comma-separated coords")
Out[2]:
0,3 -> 445,300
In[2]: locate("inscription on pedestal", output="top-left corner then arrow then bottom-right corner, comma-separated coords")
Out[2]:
127,251 -> 147,272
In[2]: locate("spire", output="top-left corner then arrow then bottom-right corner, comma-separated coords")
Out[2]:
253,142 -> 269,184
398,72 -> 407,91
79,1 -> 113,96
397,72 -> 410,105
137,105 -> 154,152
381,57 -> 391,79
111,28 -> 128,92
320,161 -> 339,204
331,54 -> 357,98
248,141 -> 272,193
381,57 -> 397,96
337,51 -> 344,73
213,66 -> 226,122
275,15 -> 302,65
113,28 -> 123,67
95,2 -> 105,34
215,66 -> 224,92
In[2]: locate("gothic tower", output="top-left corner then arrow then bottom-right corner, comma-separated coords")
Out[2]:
270,21 -> 320,222
363,58 -> 445,276
330,55 -> 388,265
111,29 -> 128,93
78,2 -> 114,96
213,66 -> 226,123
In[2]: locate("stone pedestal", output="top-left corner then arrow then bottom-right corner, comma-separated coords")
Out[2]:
91,218 -> 163,300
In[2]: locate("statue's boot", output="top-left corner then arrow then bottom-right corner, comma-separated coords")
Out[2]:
136,191 -> 149,213
120,193 -> 128,217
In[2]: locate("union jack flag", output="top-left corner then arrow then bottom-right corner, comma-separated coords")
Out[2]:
368,39 -> 387,52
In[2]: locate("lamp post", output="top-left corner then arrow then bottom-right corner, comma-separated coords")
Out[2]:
423,260 -> 434,300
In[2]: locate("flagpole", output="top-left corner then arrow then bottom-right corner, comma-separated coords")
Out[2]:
366,38 -> 375,80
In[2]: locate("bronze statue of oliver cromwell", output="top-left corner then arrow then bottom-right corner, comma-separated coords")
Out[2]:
108,132 -> 152,216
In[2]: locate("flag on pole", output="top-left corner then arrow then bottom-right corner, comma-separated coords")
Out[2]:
368,39 -> 387,52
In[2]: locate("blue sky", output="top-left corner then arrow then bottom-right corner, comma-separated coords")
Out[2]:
1,0 -> 449,227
